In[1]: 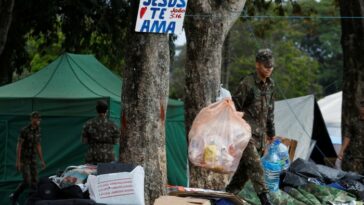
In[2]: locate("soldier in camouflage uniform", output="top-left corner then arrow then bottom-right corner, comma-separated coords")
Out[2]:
82,100 -> 120,164
10,111 -> 46,205
225,49 -> 275,205
338,101 -> 364,175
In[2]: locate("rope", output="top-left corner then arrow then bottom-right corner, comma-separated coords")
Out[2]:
185,14 -> 363,20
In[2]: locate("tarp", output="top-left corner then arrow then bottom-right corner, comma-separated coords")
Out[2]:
0,53 -> 187,205
318,91 -> 342,145
275,95 -> 337,163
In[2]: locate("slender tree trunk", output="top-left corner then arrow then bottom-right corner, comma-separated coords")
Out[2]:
222,31 -> 231,89
184,0 -> 246,189
339,1 -> 364,137
120,1 -> 169,204
0,0 -> 14,55
0,45 -> 13,85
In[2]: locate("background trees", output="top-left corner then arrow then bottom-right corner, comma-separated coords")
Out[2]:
0,0 -> 14,55
171,0 -> 342,101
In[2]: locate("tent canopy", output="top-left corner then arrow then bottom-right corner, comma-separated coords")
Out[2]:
318,91 -> 342,144
0,53 -> 122,119
0,53 -> 187,205
275,95 -> 337,163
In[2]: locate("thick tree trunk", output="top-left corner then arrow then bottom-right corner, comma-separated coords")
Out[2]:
184,0 -> 246,189
339,1 -> 364,137
0,0 -> 14,55
120,1 -> 169,204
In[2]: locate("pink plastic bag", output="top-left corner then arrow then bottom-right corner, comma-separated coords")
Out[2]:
188,98 -> 251,173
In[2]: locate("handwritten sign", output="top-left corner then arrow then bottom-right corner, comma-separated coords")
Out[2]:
135,0 -> 188,34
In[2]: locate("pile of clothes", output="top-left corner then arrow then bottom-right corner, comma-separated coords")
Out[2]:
239,158 -> 364,204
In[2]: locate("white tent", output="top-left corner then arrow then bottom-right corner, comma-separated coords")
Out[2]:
318,91 -> 342,153
274,95 -> 337,163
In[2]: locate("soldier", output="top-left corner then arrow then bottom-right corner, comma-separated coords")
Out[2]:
10,111 -> 46,205
82,100 -> 120,164
225,48 -> 275,205
338,101 -> 364,175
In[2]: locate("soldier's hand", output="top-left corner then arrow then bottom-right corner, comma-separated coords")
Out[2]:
41,161 -> 46,170
16,161 -> 22,172
267,136 -> 275,144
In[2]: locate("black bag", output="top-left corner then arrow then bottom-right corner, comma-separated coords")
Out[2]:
97,162 -> 136,175
60,185 -> 84,199
38,178 -> 61,200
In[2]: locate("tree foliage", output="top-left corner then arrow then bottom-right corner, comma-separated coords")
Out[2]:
171,0 -> 341,100
0,0 -> 130,85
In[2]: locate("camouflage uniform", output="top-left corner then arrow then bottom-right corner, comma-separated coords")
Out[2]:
12,125 -> 41,200
226,72 -> 275,195
82,116 -> 120,164
342,118 -> 364,174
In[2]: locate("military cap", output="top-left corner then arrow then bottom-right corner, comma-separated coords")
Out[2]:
256,48 -> 274,68
30,111 -> 41,118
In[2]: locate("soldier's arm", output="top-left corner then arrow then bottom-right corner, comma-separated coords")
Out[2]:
338,137 -> 350,160
232,79 -> 249,111
16,131 -> 25,171
111,124 -> 121,144
36,143 -> 46,169
338,123 -> 353,160
81,123 -> 89,144
16,139 -> 23,172
266,88 -> 275,139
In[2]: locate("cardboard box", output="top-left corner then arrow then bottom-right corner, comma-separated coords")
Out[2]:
154,196 -> 211,205
168,189 -> 247,205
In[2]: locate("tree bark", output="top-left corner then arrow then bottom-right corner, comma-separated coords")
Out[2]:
119,1 -> 169,204
339,1 -> 364,137
0,0 -> 14,55
184,0 -> 246,189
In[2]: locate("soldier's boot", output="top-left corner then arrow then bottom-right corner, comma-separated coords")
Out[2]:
9,193 -> 19,205
225,186 -> 241,195
10,183 -> 26,205
258,192 -> 272,205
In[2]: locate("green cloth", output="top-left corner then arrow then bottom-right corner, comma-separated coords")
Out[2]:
0,53 -> 188,205
239,181 -> 360,205
238,181 -> 306,205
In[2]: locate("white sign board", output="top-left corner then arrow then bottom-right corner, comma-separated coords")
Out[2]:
135,0 -> 188,34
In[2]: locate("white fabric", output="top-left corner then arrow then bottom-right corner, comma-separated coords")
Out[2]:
274,95 -> 315,160
86,166 -> 145,205
318,91 -> 342,144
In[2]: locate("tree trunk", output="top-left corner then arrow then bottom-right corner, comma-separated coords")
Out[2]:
119,1 -> 169,204
222,31 -> 231,89
0,0 -> 14,55
339,1 -> 364,137
184,0 -> 246,189
0,44 -> 13,85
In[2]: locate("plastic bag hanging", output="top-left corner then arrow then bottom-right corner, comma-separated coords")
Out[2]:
188,98 -> 251,173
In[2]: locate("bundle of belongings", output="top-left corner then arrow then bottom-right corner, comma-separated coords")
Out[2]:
188,97 -> 251,173
239,158 -> 364,204
26,163 -> 145,205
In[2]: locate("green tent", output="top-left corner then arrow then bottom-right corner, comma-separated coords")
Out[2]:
0,53 -> 188,204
